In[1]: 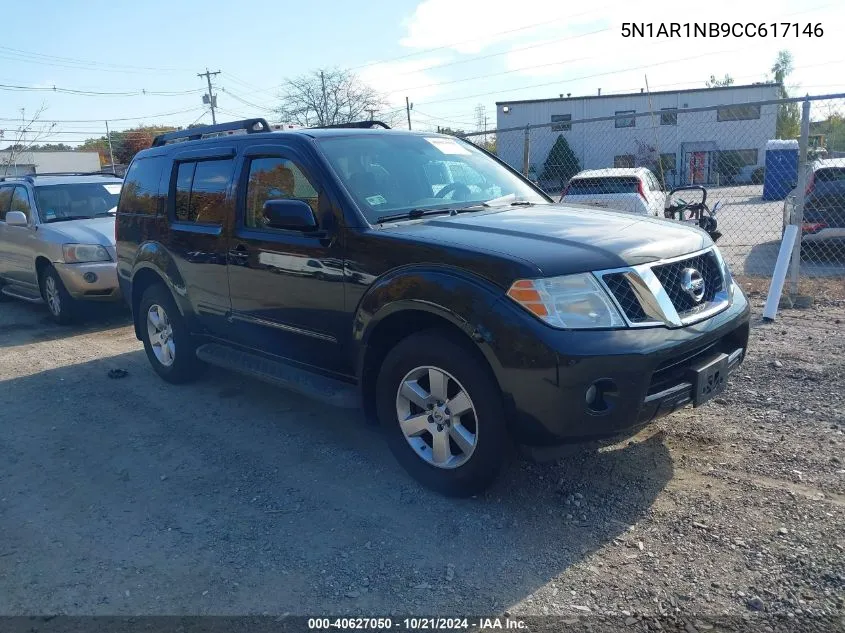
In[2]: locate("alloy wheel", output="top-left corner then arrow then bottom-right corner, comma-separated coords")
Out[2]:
395,365 -> 478,469
146,304 -> 176,367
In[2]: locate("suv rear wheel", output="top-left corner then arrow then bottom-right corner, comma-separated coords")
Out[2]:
40,265 -> 76,325
376,330 -> 510,497
139,283 -> 204,383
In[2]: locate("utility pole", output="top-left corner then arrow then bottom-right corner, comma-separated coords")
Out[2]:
365,108 -> 376,121
198,68 -> 221,124
104,121 -> 115,170
320,71 -> 329,125
406,97 -> 412,130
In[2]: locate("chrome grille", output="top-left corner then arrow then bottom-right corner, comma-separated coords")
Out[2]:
596,247 -> 731,328
651,251 -> 723,315
602,273 -> 648,322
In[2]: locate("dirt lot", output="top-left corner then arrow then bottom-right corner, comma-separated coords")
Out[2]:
0,297 -> 843,626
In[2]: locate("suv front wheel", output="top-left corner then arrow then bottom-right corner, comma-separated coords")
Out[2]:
139,283 -> 204,383
40,265 -> 76,325
376,330 -> 510,497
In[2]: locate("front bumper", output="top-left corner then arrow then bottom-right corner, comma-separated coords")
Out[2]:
54,261 -> 122,302
485,283 -> 751,445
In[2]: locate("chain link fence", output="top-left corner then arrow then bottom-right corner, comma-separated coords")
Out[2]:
463,93 -> 845,298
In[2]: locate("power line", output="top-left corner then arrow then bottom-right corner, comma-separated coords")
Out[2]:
220,87 -> 276,113
0,106 -> 206,124
413,45 -> 746,108
0,45 -> 191,74
0,82 -> 204,97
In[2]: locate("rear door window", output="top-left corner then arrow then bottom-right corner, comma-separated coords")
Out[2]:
118,156 -> 165,215
172,158 -> 234,225
566,177 -> 639,195
0,186 -> 13,221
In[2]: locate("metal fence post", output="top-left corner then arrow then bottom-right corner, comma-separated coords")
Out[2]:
522,125 -> 530,177
788,97 -> 811,296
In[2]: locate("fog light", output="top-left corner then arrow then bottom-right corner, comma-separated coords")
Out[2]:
585,384 -> 598,406
585,379 -> 618,414
83,272 -> 98,283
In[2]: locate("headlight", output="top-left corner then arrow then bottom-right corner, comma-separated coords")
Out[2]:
506,273 -> 626,329
62,244 -> 111,263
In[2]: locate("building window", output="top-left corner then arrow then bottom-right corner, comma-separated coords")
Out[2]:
660,108 -> 677,126
614,154 -> 635,168
551,114 -> 571,132
717,105 -> 761,122
615,110 -> 636,128
736,149 -> 758,165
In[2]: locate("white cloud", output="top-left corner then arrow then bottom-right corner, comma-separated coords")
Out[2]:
358,56 -> 452,106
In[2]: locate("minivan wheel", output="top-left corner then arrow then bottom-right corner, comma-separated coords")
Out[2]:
139,284 -> 204,384
376,330 -> 510,497
40,265 -> 76,325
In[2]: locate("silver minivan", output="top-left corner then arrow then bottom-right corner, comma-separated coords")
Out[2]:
0,172 -> 123,323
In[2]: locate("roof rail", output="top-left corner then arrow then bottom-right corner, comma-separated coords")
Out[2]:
151,118 -> 271,147
312,120 -> 391,130
26,170 -> 120,177
0,175 -> 34,183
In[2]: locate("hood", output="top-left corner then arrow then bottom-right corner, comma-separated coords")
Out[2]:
39,216 -> 115,248
380,204 -> 711,277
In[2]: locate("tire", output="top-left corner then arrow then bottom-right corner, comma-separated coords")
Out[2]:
375,330 -> 510,497
138,283 -> 204,384
40,265 -> 76,325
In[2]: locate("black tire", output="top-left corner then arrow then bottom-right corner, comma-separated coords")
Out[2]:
138,283 -> 204,384
376,329 -> 510,497
40,265 -> 76,325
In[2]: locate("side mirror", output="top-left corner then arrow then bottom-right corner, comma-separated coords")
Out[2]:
5,211 -> 28,227
262,199 -> 318,232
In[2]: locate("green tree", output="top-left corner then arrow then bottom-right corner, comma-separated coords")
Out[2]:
771,50 -> 800,139
540,135 -> 580,190
705,74 -> 734,88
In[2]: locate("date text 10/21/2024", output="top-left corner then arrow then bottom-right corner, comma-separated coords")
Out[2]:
307,617 -> 527,630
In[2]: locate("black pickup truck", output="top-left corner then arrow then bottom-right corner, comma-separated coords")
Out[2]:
115,118 -> 749,496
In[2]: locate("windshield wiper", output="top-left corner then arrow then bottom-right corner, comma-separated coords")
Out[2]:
44,216 -> 92,223
509,200 -> 534,206
375,208 -> 454,224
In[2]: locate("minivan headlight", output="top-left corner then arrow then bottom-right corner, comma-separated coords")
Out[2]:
62,244 -> 111,263
506,273 -> 626,329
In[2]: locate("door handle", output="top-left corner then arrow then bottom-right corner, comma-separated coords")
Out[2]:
228,244 -> 249,264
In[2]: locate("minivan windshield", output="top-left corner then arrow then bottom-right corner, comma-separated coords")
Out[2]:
34,182 -> 122,223
316,134 -> 548,223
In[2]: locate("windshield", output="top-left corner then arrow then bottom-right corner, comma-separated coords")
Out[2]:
316,134 -> 548,222
34,182 -> 122,223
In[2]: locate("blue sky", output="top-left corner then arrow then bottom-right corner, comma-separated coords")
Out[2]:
1,0 -> 843,146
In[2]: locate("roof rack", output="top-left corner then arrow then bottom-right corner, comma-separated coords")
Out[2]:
151,118 -> 271,147
312,120 -> 391,130
0,170 -> 118,182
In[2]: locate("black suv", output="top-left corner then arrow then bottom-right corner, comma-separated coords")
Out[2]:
116,118 -> 749,496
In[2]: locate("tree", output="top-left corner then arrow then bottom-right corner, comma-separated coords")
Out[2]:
540,135 -> 580,190
771,50 -> 800,139
706,74 -> 734,88
0,105 -> 57,176
78,125 -> 178,165
275,68 -> 388,127
437,127 -> 467,137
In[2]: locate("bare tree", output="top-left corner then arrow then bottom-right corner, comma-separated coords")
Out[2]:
1,105 -> 57,176
275,68 -> 390,127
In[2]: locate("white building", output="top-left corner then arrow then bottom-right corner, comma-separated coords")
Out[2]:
495,83 -> 781,187
0,150 -> 102,177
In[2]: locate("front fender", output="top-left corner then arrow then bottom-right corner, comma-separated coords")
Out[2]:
353,265 -> 508,380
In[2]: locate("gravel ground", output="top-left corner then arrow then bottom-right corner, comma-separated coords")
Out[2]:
0,296 -> 843,627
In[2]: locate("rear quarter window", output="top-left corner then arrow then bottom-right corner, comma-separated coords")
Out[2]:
566,177 -> 639,196
118,156 -> 166,215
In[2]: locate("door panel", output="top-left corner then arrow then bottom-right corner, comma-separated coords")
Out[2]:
2,187 -> 39,287
226,151 -> 348,374
164,153 -> 235,336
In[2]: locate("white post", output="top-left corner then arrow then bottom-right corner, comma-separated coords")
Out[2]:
763,225 -> 799,322
788,98 -> 811,296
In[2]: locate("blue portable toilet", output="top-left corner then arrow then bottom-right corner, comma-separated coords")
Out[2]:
762,139 -> 799,201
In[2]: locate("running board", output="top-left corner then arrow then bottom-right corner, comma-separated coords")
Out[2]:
0,285 -> 43,303
195,343 -> 361,409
